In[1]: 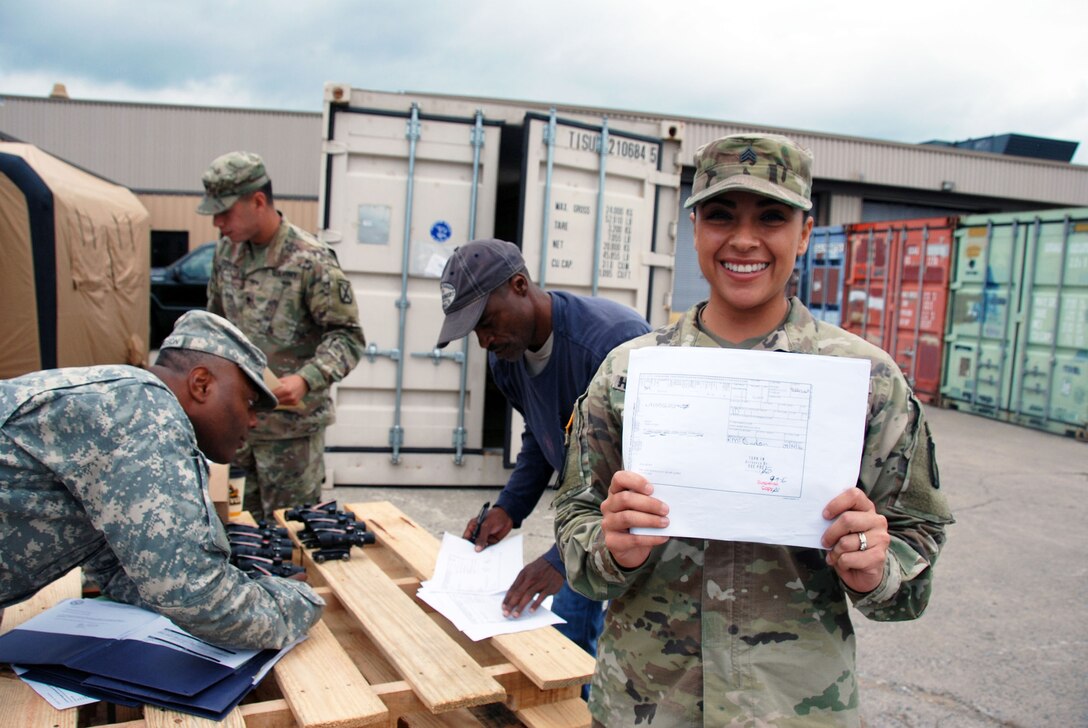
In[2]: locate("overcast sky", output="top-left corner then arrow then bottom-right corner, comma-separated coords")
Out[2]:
3,0 -> 1086,164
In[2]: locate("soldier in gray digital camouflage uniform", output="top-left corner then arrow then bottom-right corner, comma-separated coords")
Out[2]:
0,310 -> 324,649
199,151 -> 366,521
554,133 -> 954,727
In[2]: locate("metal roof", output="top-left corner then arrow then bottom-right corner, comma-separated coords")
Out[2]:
377,88 -> 1088,207
3,91 -> 1087,208
528,106 -> 1088,208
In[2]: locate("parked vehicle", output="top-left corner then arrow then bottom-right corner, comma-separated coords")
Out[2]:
149,242 -> 215,348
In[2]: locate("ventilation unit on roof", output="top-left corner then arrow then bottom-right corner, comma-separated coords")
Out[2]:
921,133 -> 1078,162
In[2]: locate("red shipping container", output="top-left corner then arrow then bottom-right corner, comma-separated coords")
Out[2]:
895,286 -> 949,336
898,218 -> 955,287
892,332 -> 945,403
848,226 -> 894,283
843,284 -> 890,347
843,218 -> 956,403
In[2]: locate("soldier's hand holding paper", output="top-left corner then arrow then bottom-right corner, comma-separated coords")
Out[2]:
600,470 -> 670,569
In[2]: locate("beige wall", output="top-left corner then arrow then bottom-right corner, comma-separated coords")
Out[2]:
826,195 -> 864,226
139,194 -> 319,251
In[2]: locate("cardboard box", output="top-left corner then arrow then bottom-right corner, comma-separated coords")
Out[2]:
207,462 -> 230,524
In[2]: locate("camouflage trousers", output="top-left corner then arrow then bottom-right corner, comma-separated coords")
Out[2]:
234,429 -> 325,522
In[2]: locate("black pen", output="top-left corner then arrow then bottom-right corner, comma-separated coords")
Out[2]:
469,501 -> 490,543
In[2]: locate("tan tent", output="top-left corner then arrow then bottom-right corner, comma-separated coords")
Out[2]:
0,143 -> 150,379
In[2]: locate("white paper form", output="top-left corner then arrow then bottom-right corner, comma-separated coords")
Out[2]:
12,666 -> 98,709
417,533 -> 565,641
427,532 -> 525,594
15,597 -> 158,639
625,347 -> 870,548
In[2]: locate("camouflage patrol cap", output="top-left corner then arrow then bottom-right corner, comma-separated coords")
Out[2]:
160,310 -> 279,410
684,133 -> 813,211
435,238 -> 527,348
196,151 -> 270,215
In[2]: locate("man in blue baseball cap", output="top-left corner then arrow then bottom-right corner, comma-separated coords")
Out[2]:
437,238 -> 651,687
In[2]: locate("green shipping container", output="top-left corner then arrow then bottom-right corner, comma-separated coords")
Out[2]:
942,208 -> 1088,439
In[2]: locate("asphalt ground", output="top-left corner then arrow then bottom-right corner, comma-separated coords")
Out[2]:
329,405 -> 1087,727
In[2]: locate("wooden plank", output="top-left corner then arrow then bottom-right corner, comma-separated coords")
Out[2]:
350,501 -> 594,692
314,557 -> 504,713
490,630 -> 595,691
347,500 -> 440,579
275,510 -> 506,714
0,674 -> 80,728
0,569 -> 82,727
425,612 -> 582,712
272,618 -> 389,727
237,698 -> 295,728
142,704 -> 246,727
516,699 -> 591,728
400,708 -> 486,727
0,567 -> 82,634
483,666 -> 579,713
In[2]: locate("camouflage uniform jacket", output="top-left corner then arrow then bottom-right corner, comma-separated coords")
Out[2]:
554,299 -> 952,727
0,366 -> 325,650
207,215 -> 365,440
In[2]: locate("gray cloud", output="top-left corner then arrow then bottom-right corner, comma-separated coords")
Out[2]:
3,0 -> 1085,162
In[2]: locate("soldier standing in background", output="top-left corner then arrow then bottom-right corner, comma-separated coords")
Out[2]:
198,151 -> 365,521
554,133 -> 953,726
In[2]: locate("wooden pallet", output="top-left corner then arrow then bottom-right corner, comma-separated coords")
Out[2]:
0,501 -> 594,727
0,568 -> 83,728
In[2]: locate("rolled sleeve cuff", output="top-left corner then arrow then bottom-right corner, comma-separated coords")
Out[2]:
847,554 -> 903,609
589,529 -> 647,585
297,364 -> 327,393
493,494 -> 529,528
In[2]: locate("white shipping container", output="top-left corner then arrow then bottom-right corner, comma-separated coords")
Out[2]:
319,85 -> 683,487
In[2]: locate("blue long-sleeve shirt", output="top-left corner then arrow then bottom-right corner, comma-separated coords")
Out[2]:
489,291 -> 650,573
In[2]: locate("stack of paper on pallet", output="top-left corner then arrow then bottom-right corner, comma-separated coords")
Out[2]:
416,533 -> 565,641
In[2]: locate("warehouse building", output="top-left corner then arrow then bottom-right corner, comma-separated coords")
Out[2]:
4,86 -> 1086,486
1,87 -> 1084,269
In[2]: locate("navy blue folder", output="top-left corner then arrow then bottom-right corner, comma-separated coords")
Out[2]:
0,600 -> 287,721
0,628 -> 242,696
